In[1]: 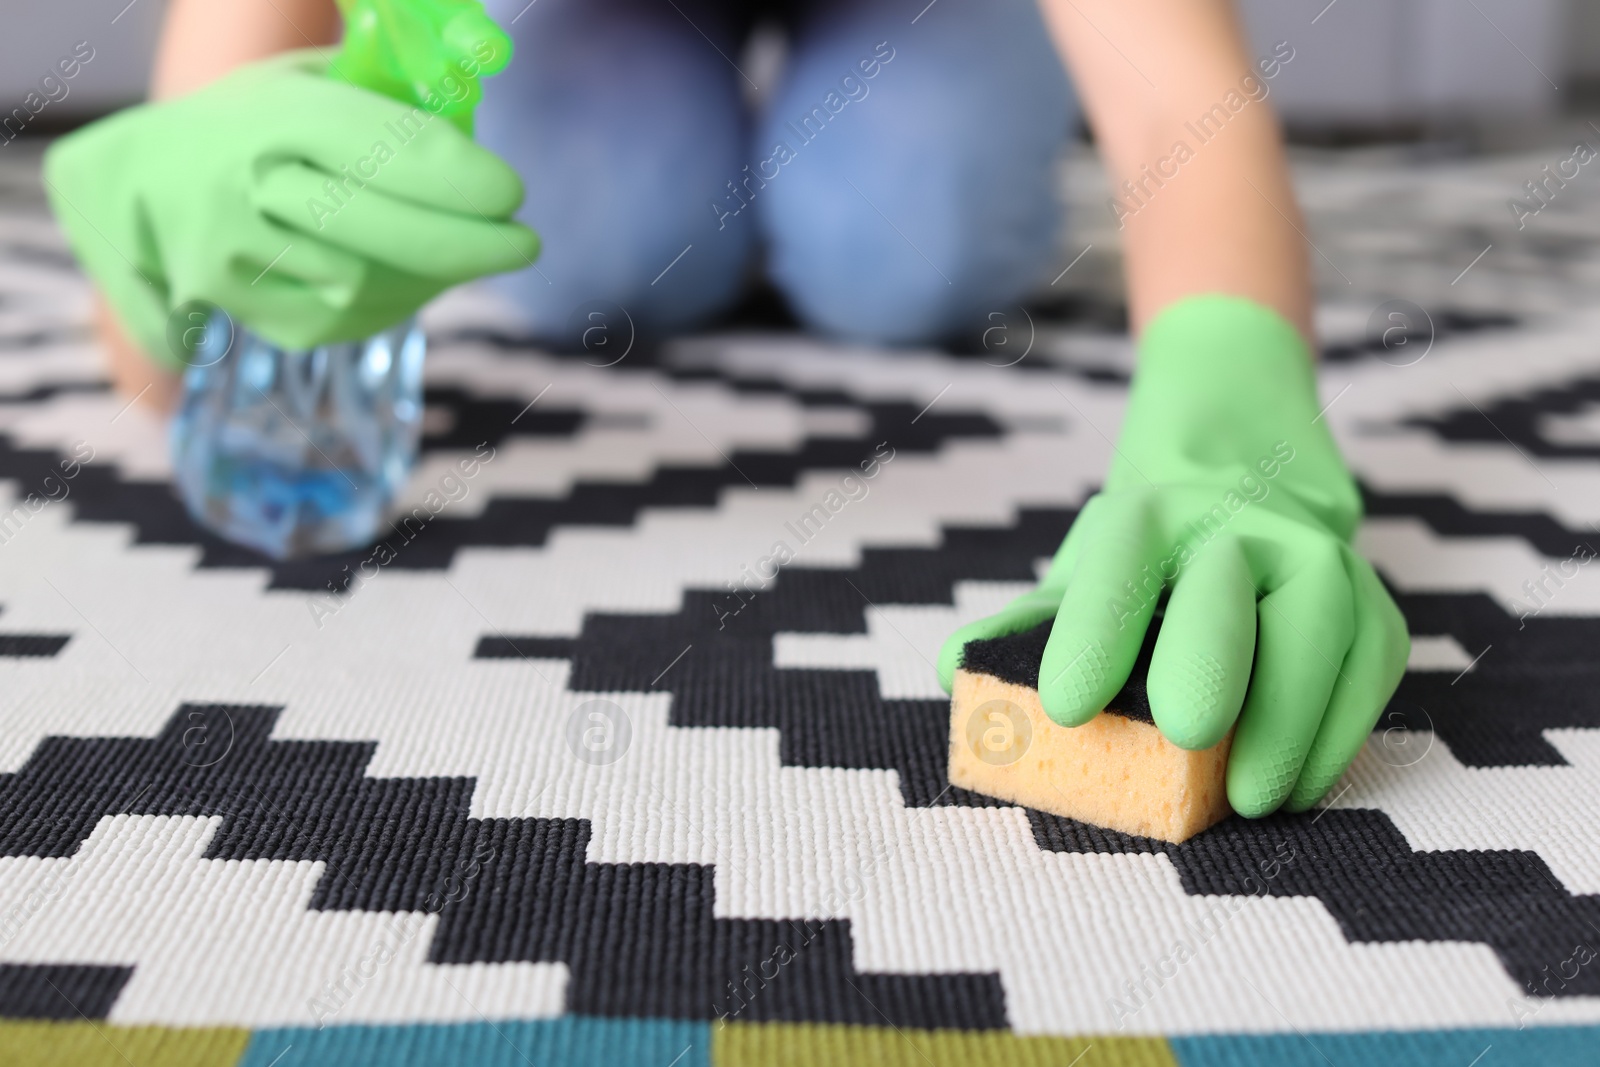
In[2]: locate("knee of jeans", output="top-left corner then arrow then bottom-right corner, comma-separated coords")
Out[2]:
489,214 -> 753,345
764,173 -> 1063,347
474,8 -> 757,343
770,253 -> 969,346
481,106 -> 757,340
753,21 -> 1070,344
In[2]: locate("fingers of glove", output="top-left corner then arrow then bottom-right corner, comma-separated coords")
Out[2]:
273,78 -> 528,218
1037,502 -> 1101,588
323,264 -> 443,338
255,273 -> 444,351
1147,537 -> 1256,751
252,165 -> 539,282
936,589 -> 1060,693
1227,545 -> 1357,817
180,231 -> 370,351
236,225 -> 368,295
241,272 -> 442,352
1038,504 -> 1158,727
203,225 -> 362,302
1283,550 -> 1410,812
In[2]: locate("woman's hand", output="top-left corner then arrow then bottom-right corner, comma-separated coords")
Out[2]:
44,50 -> 538,368
939,297 -> 1409,817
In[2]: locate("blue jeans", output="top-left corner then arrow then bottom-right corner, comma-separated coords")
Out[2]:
478,0 -> 1075,345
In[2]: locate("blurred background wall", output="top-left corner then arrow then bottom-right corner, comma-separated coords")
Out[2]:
1236,0 -> 1565,130
0,0 -> 1589,138
0,0 -> 167,124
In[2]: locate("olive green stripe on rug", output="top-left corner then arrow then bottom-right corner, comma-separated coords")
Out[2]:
0,1021 -> 252,1067
713,1021 -> 1177,1066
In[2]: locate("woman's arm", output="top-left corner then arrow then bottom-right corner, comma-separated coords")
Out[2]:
1038,0 -> 1312,342
99,0 -> 338,409
153,0 -> 338,98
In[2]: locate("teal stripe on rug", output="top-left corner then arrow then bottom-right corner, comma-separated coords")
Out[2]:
1172,1024 -> 1600,1066
237,1016 -> 708,1067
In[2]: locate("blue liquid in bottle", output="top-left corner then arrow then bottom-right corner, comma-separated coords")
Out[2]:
170,311 -> 425,559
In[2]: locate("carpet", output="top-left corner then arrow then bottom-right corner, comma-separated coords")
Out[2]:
3,139 -> 1600,1066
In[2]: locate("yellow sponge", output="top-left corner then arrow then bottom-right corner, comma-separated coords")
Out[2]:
947,621 -> 1232,843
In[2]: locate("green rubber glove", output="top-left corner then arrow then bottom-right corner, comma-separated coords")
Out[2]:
938,295 -> 1409,817
42,49 -> 538,367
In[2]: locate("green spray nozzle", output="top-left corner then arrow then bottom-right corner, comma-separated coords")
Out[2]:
330,0 -> 512,135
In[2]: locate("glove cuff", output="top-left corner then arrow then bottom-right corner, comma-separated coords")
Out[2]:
1108,294 -> 1361,539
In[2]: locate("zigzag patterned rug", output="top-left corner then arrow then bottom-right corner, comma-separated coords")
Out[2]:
5,145 -> 1600,1066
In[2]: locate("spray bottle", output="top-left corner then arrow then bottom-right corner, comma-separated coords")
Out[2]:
169,0 -> 512,559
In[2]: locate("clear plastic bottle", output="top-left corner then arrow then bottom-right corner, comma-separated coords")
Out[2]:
170,311 -> 425,559
167,0 -> 510,559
